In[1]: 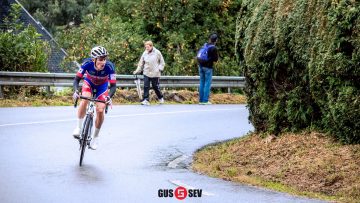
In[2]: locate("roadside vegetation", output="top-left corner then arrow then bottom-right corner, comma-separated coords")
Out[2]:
193,133 -> 360,202
19,0 -> 243,75
0,4 -> 49,72
1,1 -> 359,202
0,87 -> 246,107
193,1 -> 359,202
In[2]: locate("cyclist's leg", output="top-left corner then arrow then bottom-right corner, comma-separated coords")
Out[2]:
95,101 -> 106,129
89,83 -> 107,149
78,81 -> 92,118
73,80 -> 92,138
94,82 -> 108,129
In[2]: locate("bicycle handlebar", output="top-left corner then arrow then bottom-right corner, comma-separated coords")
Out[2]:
78,95 -> 107,103
74,96 -> 109,114
74,98 -> 79,108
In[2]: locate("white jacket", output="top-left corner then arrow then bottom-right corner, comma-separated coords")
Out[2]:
134,47 -> 165,78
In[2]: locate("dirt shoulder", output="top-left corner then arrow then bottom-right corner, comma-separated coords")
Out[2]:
0,89 -> 246,107
192,132 -> 360,203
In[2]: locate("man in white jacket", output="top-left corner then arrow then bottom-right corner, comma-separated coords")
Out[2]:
133,41 -> 165,105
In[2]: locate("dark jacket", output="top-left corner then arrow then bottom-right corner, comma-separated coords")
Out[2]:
198,43 -> 218,68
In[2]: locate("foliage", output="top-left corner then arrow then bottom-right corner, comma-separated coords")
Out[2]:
237,0 -> 360,144
0,4 -> 49,72
133,0 -> 243,76
55,0 -> 243,76
57,13 -> 144,74
18,0 -> 106,33
14,0 -> 359,143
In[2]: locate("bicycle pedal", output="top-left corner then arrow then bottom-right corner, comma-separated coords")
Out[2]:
73,135 -> 81,139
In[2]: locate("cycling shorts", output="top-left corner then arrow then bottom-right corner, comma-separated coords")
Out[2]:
82,79 -> 108,101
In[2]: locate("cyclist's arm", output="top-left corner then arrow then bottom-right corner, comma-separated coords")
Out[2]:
73,76 -> 82,92
107,62 -> 117,98
74,62 -> 87,92
108,83 -> 116,98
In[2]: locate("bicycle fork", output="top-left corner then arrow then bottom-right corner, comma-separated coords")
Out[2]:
78,116 -> 93,149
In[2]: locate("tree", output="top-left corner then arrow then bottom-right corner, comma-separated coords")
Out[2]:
58,0 -> 243,76
237,0 -> 360,144
0,3 -> 49,72
19,0 -> 104,33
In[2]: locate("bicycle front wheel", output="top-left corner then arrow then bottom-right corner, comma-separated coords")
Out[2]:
79,116 -> 91,166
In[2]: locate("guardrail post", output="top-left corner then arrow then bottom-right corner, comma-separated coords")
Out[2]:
228,87 -> 231,94
46,86 -> 51,96
0,86 -> 3,99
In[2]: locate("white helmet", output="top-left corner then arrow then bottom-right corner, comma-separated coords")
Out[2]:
90,46 -> 108,58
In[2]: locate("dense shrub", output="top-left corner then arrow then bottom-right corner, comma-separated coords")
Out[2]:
0,4 -> 49,72
237,0 -> 359,144
57,0 -> 243,76
57,14 -> 145,74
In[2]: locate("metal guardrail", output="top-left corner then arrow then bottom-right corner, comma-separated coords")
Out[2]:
0,71 -> 245,97
0,71 -> 245,88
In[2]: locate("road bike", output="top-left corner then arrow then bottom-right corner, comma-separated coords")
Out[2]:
74,93 -> 108,166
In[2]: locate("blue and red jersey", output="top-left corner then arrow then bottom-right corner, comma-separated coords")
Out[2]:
76,58 -> 116,86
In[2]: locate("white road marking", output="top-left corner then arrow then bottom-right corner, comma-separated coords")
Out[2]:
167,155 -> 189,169
169,180 -> 215,196
107,107 -> 244,119
0,118 -> 77,127
0,107 -> 245,127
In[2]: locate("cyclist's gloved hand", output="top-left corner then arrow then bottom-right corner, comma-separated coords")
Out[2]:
105,96 -> 112,106
73,90 -> 80,100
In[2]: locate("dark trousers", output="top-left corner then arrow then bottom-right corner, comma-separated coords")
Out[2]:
143,75 -> 163,101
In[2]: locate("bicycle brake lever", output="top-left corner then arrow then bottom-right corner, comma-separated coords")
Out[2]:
105,104 -> 109,114
74,98 -> 78,108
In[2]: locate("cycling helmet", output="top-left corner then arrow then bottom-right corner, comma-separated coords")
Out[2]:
90,46 -> 108,58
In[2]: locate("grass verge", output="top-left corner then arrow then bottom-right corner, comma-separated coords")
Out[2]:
192,132 -> 360,203
0,89 -> 246,107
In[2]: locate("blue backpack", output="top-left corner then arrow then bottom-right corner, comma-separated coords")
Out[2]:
197,43 -> 214,62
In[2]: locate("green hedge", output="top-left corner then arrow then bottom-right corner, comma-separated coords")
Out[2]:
0,4 -> 49,72
57,0 -> 243,76
237,0 -> 359,144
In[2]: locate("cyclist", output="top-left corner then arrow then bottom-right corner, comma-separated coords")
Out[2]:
72,46 -> 117,150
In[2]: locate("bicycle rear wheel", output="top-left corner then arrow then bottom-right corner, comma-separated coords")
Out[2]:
79,116 -> 91,166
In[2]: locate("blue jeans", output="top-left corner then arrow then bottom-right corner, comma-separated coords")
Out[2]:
199,66 -> 213,103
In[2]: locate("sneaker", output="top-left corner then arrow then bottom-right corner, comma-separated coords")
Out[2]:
89,137 -> 99,150
141,100 -> 150,105
199,102 -> 205,105
203,101 -> 212,105
73,127 -> 81,139
159,98 -> 164,104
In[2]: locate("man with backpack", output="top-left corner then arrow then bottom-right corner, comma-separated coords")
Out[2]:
197,33 -> 219,105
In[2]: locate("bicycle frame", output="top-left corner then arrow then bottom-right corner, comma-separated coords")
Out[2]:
74,94 -> 108,166
82,99 -> 95,145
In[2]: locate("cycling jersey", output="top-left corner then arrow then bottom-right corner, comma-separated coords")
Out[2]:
76,58 -> 116,86
75,58 -> 116,101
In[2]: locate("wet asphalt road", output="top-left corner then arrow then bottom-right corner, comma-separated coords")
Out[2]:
0,104 -> 327,203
